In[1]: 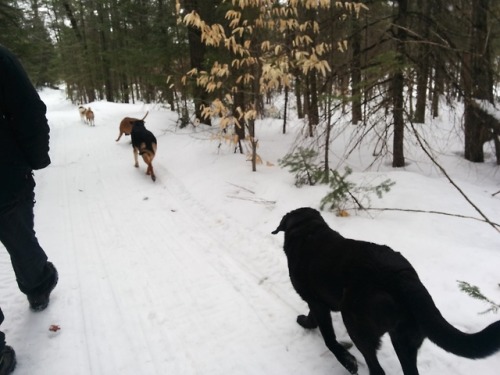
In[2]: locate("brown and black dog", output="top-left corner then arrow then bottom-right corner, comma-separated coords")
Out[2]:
131,120 -> 157,182
272,207 -> 500,375
116,111 -> 148,142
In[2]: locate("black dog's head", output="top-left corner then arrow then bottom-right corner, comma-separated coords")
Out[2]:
132,120 -> 145,128
272,207 -> 325,235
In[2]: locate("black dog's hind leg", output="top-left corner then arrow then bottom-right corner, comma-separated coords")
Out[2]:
389,321 -> 423,375
343,312 -> 384,375
309,301 -> 358,375
341,288 -> 395,375
297,310 -> 318,329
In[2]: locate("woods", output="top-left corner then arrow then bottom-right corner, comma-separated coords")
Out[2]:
1,0 -> 499,168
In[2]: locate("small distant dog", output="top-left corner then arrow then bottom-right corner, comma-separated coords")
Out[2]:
85,107 -> 95,126
116,111 -> 149,142
131,120 -> 157,181
272,207 -> 500,375
78,106 -> 86,122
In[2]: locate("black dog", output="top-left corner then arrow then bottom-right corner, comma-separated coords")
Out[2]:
130,121 -> 157,181
272,207 -> 500,375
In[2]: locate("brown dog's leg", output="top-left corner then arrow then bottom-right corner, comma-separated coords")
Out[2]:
150,163 -> 156,181
116,132 -> 123,142
149,165 -> 156,181
142,154 -> 156,181
133,148 -> 139,168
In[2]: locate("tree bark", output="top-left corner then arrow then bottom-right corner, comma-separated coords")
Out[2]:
463,0 -> 493,163
414,0 -> 431,124
183,0 -> 212,125
351,15 -> 362,125
391,0 -> 408,168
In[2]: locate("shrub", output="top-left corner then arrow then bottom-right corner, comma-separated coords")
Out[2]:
278,147 -> 323,187
280,148 -> 395,215
320,167 -> 395,213
457,281 -> 500,314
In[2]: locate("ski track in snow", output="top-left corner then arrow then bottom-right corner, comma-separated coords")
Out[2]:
0,94 -> 334,375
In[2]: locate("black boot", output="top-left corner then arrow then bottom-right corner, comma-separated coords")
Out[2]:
27,262 -> 58,312
0,346 -> 16,375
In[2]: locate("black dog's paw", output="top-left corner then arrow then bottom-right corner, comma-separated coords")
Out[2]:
339,340 -> 354,350
296,314 -> 318,329
340,351 -> 358,375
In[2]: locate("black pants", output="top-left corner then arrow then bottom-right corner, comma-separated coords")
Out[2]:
0,173 -> 52,351
0,308 -> 4,352
0,173 -> 48,294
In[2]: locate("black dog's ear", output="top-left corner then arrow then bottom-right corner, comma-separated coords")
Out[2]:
272,214 -> 287,234
271,224 -> 283,235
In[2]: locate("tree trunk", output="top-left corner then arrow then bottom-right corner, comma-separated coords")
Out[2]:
62,0 -> 95,102
282,86 -> 288,134
392,0 -> 408,168
295,74 -> 304,119
431,62 -> 443,118
414,0 -> 431,123
183,0 -> 211,125
96,1 -> 113,101
351,15 -> 362,125
463,0 -> 493,163
233,87 -> 245,153
307,71 -> 319,134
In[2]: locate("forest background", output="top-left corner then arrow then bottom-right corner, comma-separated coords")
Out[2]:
1,0 -> 500,173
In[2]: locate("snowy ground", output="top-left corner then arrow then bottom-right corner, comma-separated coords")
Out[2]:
1,88 -> 499,375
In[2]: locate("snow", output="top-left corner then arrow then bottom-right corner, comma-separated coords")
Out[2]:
476,99 -> 500,122
1,88 -> 499,375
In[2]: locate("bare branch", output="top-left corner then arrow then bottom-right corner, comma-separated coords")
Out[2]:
348,207 -> 500,229
409,119 -> 500,234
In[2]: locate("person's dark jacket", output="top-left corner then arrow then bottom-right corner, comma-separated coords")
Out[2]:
0,44 -> 51,208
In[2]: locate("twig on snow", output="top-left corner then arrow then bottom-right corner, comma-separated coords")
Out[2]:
349,207 -> 500,228
409,120 -> 500,234
226,182 -> 255,194
226,195 -> 276,205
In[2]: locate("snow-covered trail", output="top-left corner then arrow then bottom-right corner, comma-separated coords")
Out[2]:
0,90 -> 344,375
2,89 -> 500,375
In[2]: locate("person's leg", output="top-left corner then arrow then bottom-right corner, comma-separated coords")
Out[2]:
0,309 -> 5,352
0,309 -> 16,374
0,173 -> 57,309
0,183 -> 49,295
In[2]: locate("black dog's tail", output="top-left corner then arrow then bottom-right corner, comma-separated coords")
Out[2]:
399,275 -> 500,359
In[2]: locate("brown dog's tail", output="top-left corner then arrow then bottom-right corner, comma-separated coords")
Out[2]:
400,276 -> 500,359
141,111 -> 149,121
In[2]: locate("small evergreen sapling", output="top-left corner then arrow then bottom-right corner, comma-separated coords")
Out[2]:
457,281 -> 500,314
279,148 -> 395,215
320,167 -> 395,214
278,147 -> 323,187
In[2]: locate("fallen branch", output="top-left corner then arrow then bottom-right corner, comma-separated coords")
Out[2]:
226,195 -> 276,205
493,190 -> 500,197
226,182 -> 255,194
409,120 -> 500,234
349,207 -> 500,228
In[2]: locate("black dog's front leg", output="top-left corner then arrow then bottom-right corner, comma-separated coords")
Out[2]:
308,301 -> 358,375
297,309 -> 318,329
